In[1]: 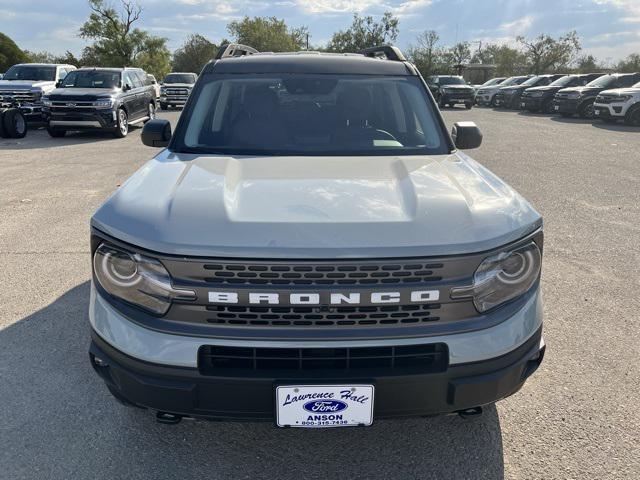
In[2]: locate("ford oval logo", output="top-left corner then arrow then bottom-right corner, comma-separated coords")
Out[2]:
303,400 -> 348,413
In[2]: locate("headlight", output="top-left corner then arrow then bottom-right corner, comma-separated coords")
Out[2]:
30,89 -> 44,101
616,95 -> 632,102
450,241 -> 542,312
42,97 -> 52,107
566,92 -> 581,99
93,243 -> 195,315
93,99 -> 114,109
530,91 -> 544,98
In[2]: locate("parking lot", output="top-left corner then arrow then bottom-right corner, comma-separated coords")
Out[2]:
1,107 -> 638,479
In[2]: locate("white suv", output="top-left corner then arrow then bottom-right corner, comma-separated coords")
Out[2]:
593,81 -> 640,126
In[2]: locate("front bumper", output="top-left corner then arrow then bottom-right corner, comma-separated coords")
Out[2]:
593,103 -> 626,119
553,98 -> 580,115
44,108 -> 118,129
160,95 -> 188,105
440,93 -> 474,105
89,285 -> 545,420
521,97 -> 547,111
475,94 -> 495,106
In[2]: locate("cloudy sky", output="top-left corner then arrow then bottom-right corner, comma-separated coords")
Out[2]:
1,0 -> 639,62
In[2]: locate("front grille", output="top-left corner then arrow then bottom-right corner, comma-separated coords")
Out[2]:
50,101 -> 96,109
205,304 -> 441,327
0,90 -> 37,103
198,343 -> 448,374
201,261 -> 443,286
164,88 -> 189,96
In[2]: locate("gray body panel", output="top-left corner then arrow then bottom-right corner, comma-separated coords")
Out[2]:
91,149 -> 542,259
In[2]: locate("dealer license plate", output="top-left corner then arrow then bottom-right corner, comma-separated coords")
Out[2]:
594,110 -> 600,116
521,102 -> 526,108
276,385 -> 374,428
554,105 -> 559,111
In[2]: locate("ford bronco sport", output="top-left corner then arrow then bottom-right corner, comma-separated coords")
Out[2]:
89,45 -> 545,427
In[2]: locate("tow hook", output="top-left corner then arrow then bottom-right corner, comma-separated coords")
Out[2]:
457,406 -> 483,419
156,412 -> 183,424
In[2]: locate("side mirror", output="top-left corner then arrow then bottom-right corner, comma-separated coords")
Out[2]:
55,81 -> 62,88
451,121 -> 483,150
123,83 -> 132,92
141,119 -> 172,147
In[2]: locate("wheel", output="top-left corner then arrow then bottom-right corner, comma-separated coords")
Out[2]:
0,111 -> 7,138
624,104 -> 640,126
464,102 -> 472,110
160,103 -> 168,111
46,127 -> 66,138
541,98 -> 555,114
144,102 -> 156,124
113,108 -> 128,138
578,100 -> 595,119
2,108 -> 27,138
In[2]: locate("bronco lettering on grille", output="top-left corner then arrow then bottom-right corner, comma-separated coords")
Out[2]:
208,290 -> 440,305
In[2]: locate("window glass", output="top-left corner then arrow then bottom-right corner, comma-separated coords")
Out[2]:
3,65 -> 56,81
61,70 -> 121,88
175,74 -> 448,156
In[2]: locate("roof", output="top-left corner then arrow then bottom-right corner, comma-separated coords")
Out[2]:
76,67 -> 143,72
203,52 -> 415,76
14,63 -> 74,67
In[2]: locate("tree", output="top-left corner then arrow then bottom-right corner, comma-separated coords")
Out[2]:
517,31 -> 581,74
227,16 -> 307,52
475,43 -> 528,77
407,30 -> 448,77
617,53 -> 640,73
0,32 -> 28,71
574,54 -> 600,73
24,50 -> 80,65
78,0 -> 171,78
326,12 -> 399,53
449,42 -> 471,66
172,34 -> 218,74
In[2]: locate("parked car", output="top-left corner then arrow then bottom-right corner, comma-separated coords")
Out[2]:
494,74 -> 565,109
88,44 -> 545,426
147,74 -> 161,99
593,81 -> 640,125
520,73 -> 605,113
42,67 -> 156,138
426,75 -> 475,109
475,76 -> 531,107
472,77 -> 506,93
0,63 -> 76,121
159,72 -> 197,110
553,73 -> 640,118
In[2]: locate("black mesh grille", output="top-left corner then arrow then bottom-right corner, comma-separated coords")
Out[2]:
198,343 -> 448,374
205,304 -> 441,327
202,261 -> 444,286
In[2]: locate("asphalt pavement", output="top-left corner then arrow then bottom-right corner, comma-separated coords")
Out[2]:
0,107 -> 638,479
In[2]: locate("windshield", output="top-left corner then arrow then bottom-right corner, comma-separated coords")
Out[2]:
521,76 -> 542,87
586,75 -> 617,88
481,78 -> 504,86
61,70 -> 120,88
164,73 -> 196,84
174,74 -> 448,156
4,65 -> 56,81
549,76 -> 574,87
500,77 -> 526,86
437,76 -> 466,86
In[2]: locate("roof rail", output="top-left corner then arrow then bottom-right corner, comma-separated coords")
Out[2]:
216,43 -> 259,60
359,45 -> 406,62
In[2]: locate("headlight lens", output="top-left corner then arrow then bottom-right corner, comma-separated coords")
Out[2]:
566,92 -> 581,99
93,99 -> 114,109
617,95 -> 632,102
451,241 -> 542,312
42,97 -> 52,107
530,91 -> 544,98
93,243 -> 195,315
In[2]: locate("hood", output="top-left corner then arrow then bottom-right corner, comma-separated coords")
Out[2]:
92,151 -> 541,259
0,79 -> 55,90
162,83 -> 194,88
559,86 -> 602,94
47,87 -> 116,100
525,86 -> 559,93
598,87 -> 640,96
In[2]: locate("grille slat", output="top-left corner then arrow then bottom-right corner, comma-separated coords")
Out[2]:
202,261 -> 444,285
198,343 -> 448,374
205,304 -> 440,327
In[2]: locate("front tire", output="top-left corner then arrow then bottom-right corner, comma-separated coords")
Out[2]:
113,108 -> 128,138
624,104 -> 640,126
542,99 -> 554,114
2,108 -> 27,138
578,100 -> 595,119
464,102 -> 473,110
47,127 -> 66,138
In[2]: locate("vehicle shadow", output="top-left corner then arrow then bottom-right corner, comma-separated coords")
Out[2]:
549,115 -> 593,124
0,127 -> 142,150
590,121 -> 640,133
0,282 -> 505,480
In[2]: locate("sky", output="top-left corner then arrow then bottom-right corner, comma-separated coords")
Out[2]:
1,0 -> 639,63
